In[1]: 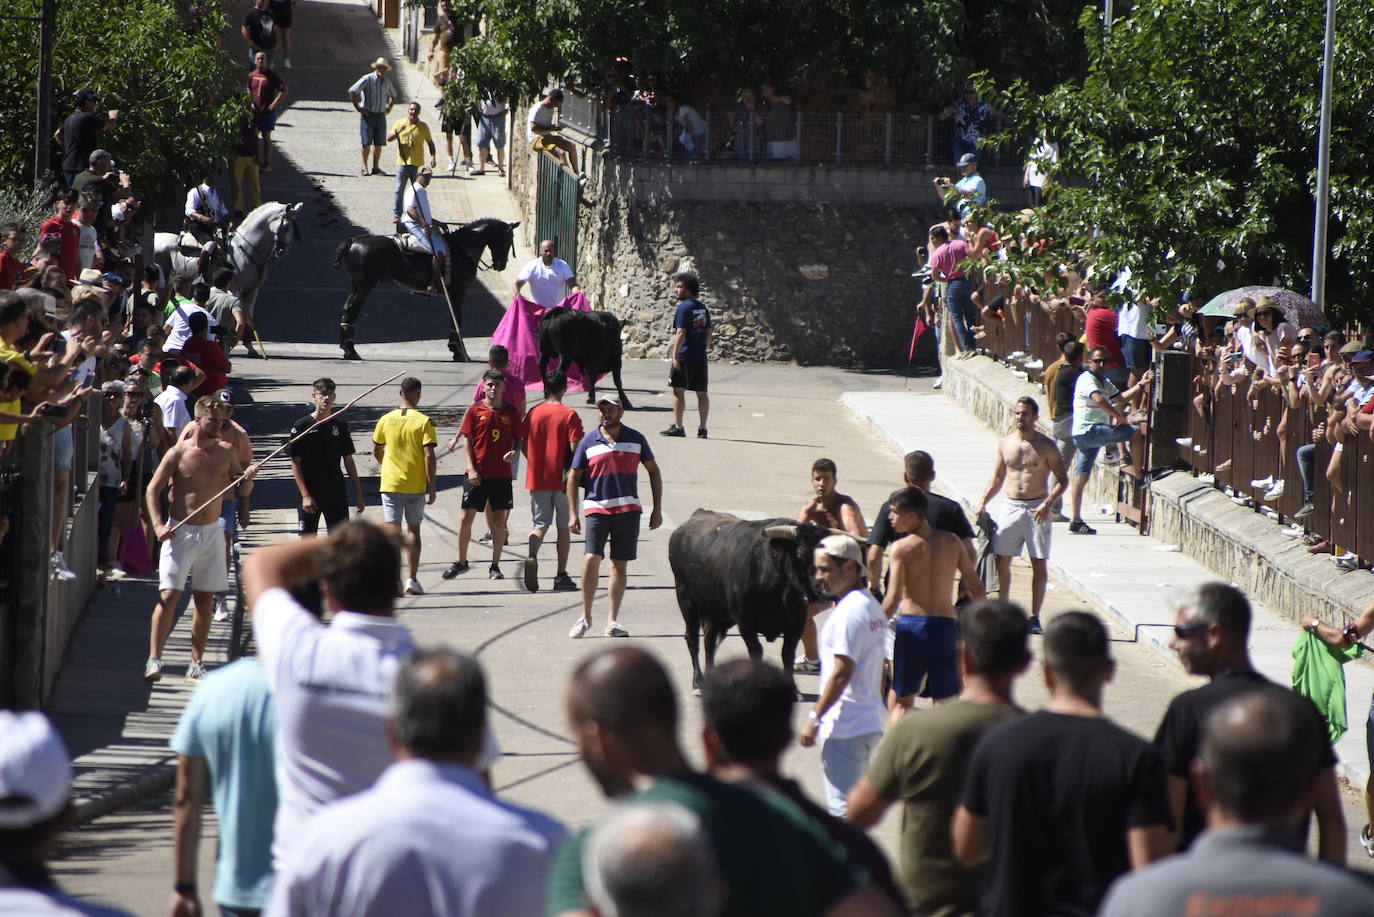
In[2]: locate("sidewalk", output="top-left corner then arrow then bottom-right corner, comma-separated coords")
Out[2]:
843,384 -> 1374,789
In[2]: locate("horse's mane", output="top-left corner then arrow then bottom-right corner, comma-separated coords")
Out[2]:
455,217 -> 507,233
238,201 -> 290,234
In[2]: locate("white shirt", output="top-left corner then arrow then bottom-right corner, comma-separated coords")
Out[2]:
1072,370 -> 1120,435
184,183 -> 228,222
1117,302 -> 1151,339
1024,138 -> 1059,188
401,180 -> 432,235
675,105 -> 706,135
251,587 -> 415,866
348,71 -> 398,114
164,301 -> 215,353
516,257 -> 575,307
73,216 -> 98,271
817,588 -> 888,740
61,329 -> 97,386
155,385 -> 191,436
480,94 -> 506,117
527,100 -> 555,142
266,759 -> 565,917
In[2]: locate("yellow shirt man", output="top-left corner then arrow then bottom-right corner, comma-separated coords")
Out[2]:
390,117 -> 434,167
0,340 -> 36,443
372,407 -> 436,494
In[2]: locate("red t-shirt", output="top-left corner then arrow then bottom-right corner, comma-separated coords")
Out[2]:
1085,306 -> 1125,369
248,69 -> 286,112
459,402 -> 526,479
180,336 -> 231,398
524,401 -> 585,491
38,216 -> 80,281
0,252 -> 22,290
930,239 -> 970,281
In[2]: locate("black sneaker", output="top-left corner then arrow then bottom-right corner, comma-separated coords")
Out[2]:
1068,521 -> 1097,535
489,565 -> 504,580
697,427 -> 708,439
442,561 -> 470,579
660,424 -> 686,437
1028,616 -> 1044,636
523,557 -> 539,592
552,572 -> 577,591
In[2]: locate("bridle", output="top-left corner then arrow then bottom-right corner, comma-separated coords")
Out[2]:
230,208 -> 295,275
450,220 -> 513,271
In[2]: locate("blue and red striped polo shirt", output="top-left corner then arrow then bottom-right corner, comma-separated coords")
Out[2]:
571,425 -> 655,515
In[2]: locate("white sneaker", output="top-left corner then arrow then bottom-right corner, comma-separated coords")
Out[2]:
1263,480 -> 1285,501
605,621 -> 630,638
213,595 -> 229,623
51,551 -> 77,582
282,57 -> 292,68
446,157 -> 457,174
404,578 -> 424,596
143,657 -> 163,683
1250,475 -> 1274,489
1197,473 -> 1215,484
569,617 -> 590,638
185,659 -> 207,683
1175,437 -> 1193,447
1024,358 -> 1044,370
932,376 -> 943,390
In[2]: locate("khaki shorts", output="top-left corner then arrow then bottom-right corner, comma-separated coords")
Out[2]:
159,520 -> 228,593
531,135 -> 561,154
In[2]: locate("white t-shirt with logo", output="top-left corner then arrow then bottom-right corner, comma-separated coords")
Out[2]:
1072,370 -> 1120,436
817,588 -> 889,740
517,257 -> 575,307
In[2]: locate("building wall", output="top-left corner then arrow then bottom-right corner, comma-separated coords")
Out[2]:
511,144 -> 1022,365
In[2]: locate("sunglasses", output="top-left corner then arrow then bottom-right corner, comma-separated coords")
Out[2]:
1173,622 -> 1209,640
1089,358 -> 1106,364
1298,336 -> 1315,342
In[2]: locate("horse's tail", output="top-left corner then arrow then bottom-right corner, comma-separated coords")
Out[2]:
333,236 -> 359,269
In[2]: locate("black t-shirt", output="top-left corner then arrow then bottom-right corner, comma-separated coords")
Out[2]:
1152,670 -> 1337,851
243,7 -> 277,49
963,711 -> 1172,917
1054,364 -> 1084,421
60,110 -> 107,174
869,491 -> 975,549
287,413 -> 355,500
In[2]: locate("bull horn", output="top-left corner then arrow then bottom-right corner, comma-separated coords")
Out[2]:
827,527 -> 849,538
762,524 -> 799,540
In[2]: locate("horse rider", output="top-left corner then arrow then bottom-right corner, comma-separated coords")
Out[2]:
184,172 -> 230,279
402,165 -> 446,293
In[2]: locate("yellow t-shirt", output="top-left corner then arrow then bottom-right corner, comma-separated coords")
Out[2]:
373,407 -> 436,494
0,341 -> 36,442
391,119 -> 433,167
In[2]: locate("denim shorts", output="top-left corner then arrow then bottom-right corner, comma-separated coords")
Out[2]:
381,491 -> 425,525
53,425 -> 74,471
477,114 -> 506,149
359,112 -> 387,147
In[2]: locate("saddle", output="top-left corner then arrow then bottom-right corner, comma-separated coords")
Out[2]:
393,233 -> 430,255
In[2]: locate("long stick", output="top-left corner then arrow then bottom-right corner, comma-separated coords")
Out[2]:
166,369 -> 407,535
251,326 -> 269,360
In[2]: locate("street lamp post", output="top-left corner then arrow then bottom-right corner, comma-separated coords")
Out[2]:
1311,0 -> 1336,310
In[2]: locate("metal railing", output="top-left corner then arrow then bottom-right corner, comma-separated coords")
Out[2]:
558,92 -> 1025,167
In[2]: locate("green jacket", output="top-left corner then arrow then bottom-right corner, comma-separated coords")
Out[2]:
1291,629 -> 1362,744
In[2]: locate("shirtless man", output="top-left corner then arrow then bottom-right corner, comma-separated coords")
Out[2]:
179,392 -> 253,622
145,396 -> 257,684
796,458 -> 868,671
883,486 -> 983,725
973,396 -> 1067,634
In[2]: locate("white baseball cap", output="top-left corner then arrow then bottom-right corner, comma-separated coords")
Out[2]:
816,533 -> 867,577
0,711 -> 72,828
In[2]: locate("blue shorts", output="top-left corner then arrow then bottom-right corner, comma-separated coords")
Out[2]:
892,615 -> 960,700
254,109 -> 278,133
219,497 -> 237,539
1120,334 -> 1151,369
53,425 -> 74,471
360,112 -> 387,147
477,114 -> 506,149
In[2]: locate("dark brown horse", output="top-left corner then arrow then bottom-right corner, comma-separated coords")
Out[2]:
333,217 -> 519,361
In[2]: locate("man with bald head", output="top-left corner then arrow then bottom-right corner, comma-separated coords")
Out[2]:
514,239 -> 576,307
1101,690 -> 1370,916
549,646 -> 899,917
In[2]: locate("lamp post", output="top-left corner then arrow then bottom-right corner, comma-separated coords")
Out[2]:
1311,0 -> 1336,310
1105,0 -> 1114,28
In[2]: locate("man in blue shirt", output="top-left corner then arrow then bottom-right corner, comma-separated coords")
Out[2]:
933,153 -> 987,217
661,272 -> 712,439
169,657 -> 277,917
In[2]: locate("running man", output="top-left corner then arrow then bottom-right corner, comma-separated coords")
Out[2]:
145,396 -> 257,684
973,396 -> 1066,634
883,486 -> 983,724
519,369 -> 583,592
796,458 -> 868,672
443,370 -> 525,581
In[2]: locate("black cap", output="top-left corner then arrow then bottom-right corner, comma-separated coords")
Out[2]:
74,88 -> 98,103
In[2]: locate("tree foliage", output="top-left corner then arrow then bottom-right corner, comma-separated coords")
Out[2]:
991,0 -> 1370,324
0,0 -> 245,213
448,0 -> 1089,109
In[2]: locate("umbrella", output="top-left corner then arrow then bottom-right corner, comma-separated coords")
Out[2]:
1196,286 -> 1327,328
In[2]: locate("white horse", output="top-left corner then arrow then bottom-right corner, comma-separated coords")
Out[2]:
153,200 -> 304,319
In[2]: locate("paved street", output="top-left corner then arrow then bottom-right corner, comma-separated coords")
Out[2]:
37,0 -> 1374,910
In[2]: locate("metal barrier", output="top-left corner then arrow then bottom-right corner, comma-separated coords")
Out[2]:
562,98 -> 1026,168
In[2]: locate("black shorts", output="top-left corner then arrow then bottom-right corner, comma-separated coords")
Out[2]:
268,0 -> 293,27
668,359 -> 708,392
584,511 -> 641,560
462,476 -> 513,512
298,497 -> 349,536
441,110 -> 471,137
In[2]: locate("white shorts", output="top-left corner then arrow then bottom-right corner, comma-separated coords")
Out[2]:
159,520 -> 228,593
530,490 -> 569,531
991,498 -> 1051,560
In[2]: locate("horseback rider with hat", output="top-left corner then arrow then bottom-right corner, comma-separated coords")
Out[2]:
402,166 -> 446,293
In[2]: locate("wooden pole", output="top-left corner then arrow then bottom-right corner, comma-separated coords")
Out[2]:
166,370 -> 406,535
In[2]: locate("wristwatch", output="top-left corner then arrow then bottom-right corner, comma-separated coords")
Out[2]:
1306,619 -> 1320,634
173,882 -> 196,896
807,710 -> 821,725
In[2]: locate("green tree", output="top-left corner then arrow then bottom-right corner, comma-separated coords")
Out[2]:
992,0 -> 1370,324
0,0 -> 245,213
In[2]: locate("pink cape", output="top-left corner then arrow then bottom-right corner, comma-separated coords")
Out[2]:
483,291 -> 595,397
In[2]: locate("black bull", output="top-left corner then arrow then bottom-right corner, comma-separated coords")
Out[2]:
538,307 -> 632,408
669,510 -> 836,690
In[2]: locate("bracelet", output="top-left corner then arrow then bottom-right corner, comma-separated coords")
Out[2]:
173,882 -> 196,896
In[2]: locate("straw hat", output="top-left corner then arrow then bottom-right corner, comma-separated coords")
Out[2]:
372,58 -> 392,71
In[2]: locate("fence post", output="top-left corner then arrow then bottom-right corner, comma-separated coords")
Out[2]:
924,115 -> 933,166
794,110 -> 802,161
834,113 -> 843,163
704,111 -> 711,162
11,426 -> 53,708
884,113 -> 892,164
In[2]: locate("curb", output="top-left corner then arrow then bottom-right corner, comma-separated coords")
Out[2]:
72,755 -> 177,825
